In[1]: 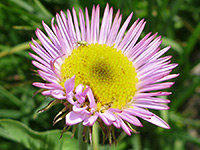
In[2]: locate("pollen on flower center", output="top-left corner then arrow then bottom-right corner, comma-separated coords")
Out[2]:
61,44 -> 138,110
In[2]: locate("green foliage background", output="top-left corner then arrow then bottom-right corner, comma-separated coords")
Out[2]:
0,0 -> 200,149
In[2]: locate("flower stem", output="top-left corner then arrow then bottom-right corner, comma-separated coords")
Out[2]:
92,123 -> 99,150
78,124 -> 88,150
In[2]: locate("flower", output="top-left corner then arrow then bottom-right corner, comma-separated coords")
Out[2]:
30,3 -> 178,137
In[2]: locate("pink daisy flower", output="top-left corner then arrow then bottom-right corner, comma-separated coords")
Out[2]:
30,3 -> 178,138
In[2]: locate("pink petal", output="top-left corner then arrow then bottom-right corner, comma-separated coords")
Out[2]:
118,112 -> 143,127
83,114 -> 98,126
50,90 -> 66,99
142,114 -> 170,129
64,75 -> 75,94
117,117 -> 132,136
133,103 -> 169,110
73,105 -> 88,113
103,110 -> 116,122
33,82 -> 63,90
87,88 -> 96,109
65,111 -> 85,126
97,112 -> 112,126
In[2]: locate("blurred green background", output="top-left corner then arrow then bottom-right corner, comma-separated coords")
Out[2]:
0,0 -> 200,149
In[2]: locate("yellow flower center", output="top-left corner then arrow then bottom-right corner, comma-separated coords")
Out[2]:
61,44 -> 138,111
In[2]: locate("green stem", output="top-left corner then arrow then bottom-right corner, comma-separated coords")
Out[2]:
92,123 -> 99,150
78,124 -> 88,150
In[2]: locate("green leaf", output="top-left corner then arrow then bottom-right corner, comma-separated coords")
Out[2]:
0,40 -> 40,58
184,22 -> 200,56
161,37 -> 183,54
0,119 -> 78,150
0,85 -> 22,107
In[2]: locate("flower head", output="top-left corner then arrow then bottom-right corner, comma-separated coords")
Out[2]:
30,3 -> 178,138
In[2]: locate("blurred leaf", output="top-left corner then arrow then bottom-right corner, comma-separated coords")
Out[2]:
171,76 -> 200,111
173,131 -> 200,146
9,0 -> 35,12
0,40 -> 40,58
170,112 -> 200,128
0,119 -> 78,150
0,85 -> 22,107
162,37 -> 183,54
131,134 -> 142,150
0,109 -> 22,119
34,0 -> 53,19
184,22 -> 200,57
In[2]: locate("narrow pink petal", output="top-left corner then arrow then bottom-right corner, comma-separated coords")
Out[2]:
54,25 -> 71,55
103,6 -> 113,44
42,21 -> 60,51
133,103 -> 169,110
118,113 -> 143,127
51,18 -> 57,36
149,46 -> 171,61
35,28 -> 59,58
65,111 -> 85,125
124,21 -> 146,52
135,97 -> 171,103
137,56 -> 172,76
114,12 -> 133,48
66,94 -> 75,105
117,117 -> 132,136
109,108 -> 122,113
95,5 -> 100,41
133,38 -> 162,68
72,7 -> 81,41
87,88 -> 96,109
33,82 -> 63,90
38,70 -> 59,83
97,112 -> 112,126
142,114 -> 170,129
66,9 -> 76,42
75,94 -> 85,104
90,5 -> 96,43
30,42 -> 51,63
32,61 -> 53,74
42,89 -> 65,99
118,19 -> 140,50
128,33 -> 157,61
60,11 -> 73,47
79,8 -> 86,41
156,74 -> 179,82
134,92 -> 172,99
56,13 -> 72,50
75,84 -> 84,94
50,60 -> 61,80
137,67 -> 172,86
138,70 -> 171,85
98,3 -> 109,44
156,63 -> 178,73
41,90 -> 51,96
103,110 -> 116,122
120,19 -> 146,52
73,105 -> 88,113
29,52 -> 50,68
113,119 -> 121,128
64,75 -> 75,94
138,82 -> 174,92
83,114 -> 98,126
107,9 -> 121,46
127,106 -> 154,116
50,90 -> 66,99
124,108 -> 153,119
85,7 -> 91,43
75,85 -> 90,104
